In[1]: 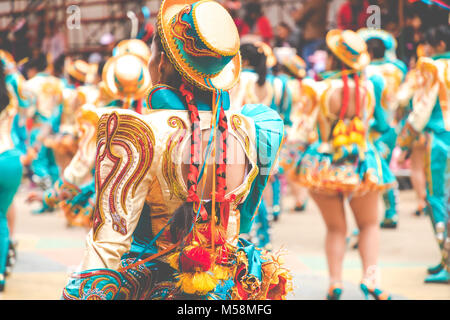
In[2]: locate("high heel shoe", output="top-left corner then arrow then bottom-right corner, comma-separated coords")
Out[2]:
360,282 -> 391,300
326,283 -> 343,300
424,268 -> 450,284
427,262 -> 444,275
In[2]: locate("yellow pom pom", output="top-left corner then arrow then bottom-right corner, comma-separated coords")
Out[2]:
332,120 -> 349,147
192,272 -> 218,295
176,273 -> 197,294
213,265 -> 233,281
348,131 -> 363,145
332,120 -> 347,137
333,135 -> 349,147
350,117 -> 365,133
176,272 -> 218,295
167,252 -> 180,271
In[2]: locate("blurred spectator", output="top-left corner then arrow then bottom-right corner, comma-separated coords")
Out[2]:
337,0 -> 370,31
396,6 -> 424,68
100,33 -> 116,59
327,0 -> 346,30
52,54 -> 66,79
0,30 -> 12,53
241,2 -> 273,44
11,19 -> 32,63
223,0 -> 246,36
273,22 -> 296,48
292,0 -> 328,69
41,20 -> 67,64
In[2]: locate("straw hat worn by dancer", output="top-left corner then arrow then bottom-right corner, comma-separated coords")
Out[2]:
397,25 -> 450,284
292,30 -> 396,300
358,28 -> 408,229
63,0 -> 291,300
30,49 -> 152,229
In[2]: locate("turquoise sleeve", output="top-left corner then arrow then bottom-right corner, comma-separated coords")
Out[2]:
238,104 -> 284,234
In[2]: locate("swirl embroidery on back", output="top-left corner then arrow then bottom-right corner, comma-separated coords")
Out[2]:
92,112 -> 155,238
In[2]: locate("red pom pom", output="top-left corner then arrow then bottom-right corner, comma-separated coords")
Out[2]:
180,245 -> 212,272
194,224 -> 226,246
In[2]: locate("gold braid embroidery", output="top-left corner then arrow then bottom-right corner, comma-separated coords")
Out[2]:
93,112 -> 155,238
162,116 -> 188,201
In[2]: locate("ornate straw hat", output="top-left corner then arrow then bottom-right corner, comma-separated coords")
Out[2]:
357,28 -> 398,60
67,60 -> 90,83
273,47 -> 306,78
255,41 -> 277,68
326,29 -> 370,71
102,53 -> 152,100
114,39 -> 152,63
158,0 -> 241,91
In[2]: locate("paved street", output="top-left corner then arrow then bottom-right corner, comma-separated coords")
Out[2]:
1,184 -> 449,300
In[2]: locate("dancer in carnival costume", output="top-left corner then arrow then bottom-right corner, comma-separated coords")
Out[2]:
273,47 -> 312,214
62,0 -> 291,300
26,59 -> 91,214
395,57 -> 428,218
292,30 -> 396,300
25,54 -> 65,192
397,25 -> 450,284
28,49 -> 152,229
358,28 -> 408,229
0,51 -> 34,282
0,59 -> 34,291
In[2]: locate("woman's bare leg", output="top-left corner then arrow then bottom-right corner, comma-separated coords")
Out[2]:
310,191 -> 347,284
349,191 -> 380,285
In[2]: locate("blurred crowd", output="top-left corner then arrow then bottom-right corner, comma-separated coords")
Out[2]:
1,1 -> 448,83
0,5 -> 154,83
224,0 -> 449,75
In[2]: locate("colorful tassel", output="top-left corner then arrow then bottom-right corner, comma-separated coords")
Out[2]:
213,264 -> 234,281
332,120 -> 349,147
167,251 -> 180,271
176,272 -> 218,295
179,244 -> 212,273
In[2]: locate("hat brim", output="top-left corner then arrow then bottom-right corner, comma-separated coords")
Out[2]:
67,64 -> 87,83
357,28 -> 397,50
326,30 -> 370,71
103,55 -> 152,100
357,28 -> 398,60
158,0 -> 241,92
115,39 -> 151,63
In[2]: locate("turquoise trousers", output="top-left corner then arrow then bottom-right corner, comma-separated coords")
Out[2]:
424,131 -> 450,255
0,149 -> 23,280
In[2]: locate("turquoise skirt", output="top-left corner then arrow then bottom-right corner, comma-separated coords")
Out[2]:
293,140 -> 397,196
